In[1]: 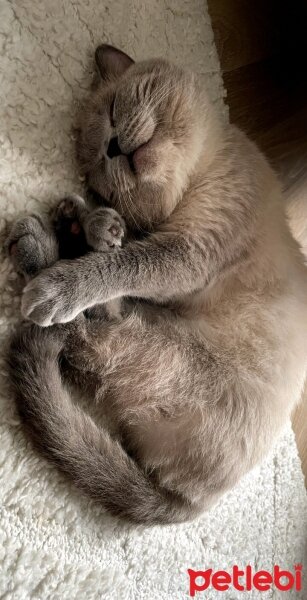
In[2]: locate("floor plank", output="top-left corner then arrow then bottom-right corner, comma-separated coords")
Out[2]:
208,0 -> 277,73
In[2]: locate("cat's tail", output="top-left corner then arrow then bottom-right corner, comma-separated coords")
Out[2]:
8,324 -> 197,525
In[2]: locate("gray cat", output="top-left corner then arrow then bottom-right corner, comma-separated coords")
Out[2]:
6,45 -> 307,524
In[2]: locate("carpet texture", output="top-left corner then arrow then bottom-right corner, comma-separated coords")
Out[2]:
0,1 -> 306,598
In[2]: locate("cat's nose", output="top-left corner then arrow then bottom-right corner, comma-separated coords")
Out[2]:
107,136 -> 122,159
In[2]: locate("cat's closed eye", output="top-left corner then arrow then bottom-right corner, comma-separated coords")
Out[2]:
110,96 -> 116,128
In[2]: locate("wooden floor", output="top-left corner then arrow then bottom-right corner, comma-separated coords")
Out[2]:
208,0 -> 307,484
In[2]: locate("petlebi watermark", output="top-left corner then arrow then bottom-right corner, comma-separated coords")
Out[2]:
188,564 -> 303,596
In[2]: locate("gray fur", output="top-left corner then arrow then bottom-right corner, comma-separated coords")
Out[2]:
6,46 -> 307,524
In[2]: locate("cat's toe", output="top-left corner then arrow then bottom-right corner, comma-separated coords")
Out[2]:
6,215 -> 58,278
52,194 -> 88,228
52,195 -> 90,259
84,207 -> 127,251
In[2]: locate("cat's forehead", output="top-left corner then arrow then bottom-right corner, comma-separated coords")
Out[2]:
111,62 -> 186,115
94,58 -> 188,110
117,58 -> 184,89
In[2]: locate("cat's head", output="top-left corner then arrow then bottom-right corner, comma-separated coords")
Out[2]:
77,45 -> 220,231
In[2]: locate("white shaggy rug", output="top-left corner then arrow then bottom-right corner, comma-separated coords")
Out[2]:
0,1 -> 306,598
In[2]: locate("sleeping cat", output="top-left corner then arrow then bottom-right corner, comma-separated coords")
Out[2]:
6,45 -> 307,524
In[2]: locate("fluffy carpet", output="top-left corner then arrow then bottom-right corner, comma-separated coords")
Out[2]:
0,1 -> 306,598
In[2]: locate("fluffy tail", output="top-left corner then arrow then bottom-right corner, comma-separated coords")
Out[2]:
8,324 -> 195,525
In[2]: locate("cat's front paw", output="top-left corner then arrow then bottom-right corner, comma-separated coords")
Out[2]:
84,207 -> 126,251
21,261 -> 85,326
5,215 -> 58,278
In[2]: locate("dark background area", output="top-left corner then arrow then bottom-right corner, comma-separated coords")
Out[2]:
208,0 -> 307,187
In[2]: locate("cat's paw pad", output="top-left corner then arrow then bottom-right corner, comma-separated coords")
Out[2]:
52,195 -> 91,259
6,215 -> 58,277
52,194 -> 88,234
84,207 -> 126,251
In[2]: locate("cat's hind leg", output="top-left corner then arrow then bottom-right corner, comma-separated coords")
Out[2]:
6,213 -> 59,279
51,194 -> 90,260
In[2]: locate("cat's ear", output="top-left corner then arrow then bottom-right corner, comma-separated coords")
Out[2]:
95,44 -> 134,81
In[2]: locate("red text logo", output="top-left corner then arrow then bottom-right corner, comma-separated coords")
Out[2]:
188,565 -> 303,596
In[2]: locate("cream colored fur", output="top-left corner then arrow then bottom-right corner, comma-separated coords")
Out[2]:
7,48 -> 307,524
